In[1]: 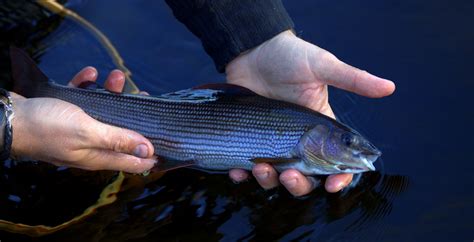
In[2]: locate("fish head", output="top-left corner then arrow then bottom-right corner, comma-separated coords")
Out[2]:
296,124 -> 381,174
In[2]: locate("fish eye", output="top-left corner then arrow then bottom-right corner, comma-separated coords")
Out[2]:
341,133 -> 354,147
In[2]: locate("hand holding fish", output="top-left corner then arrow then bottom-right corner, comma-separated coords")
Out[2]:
226,30 -> 396,195
10,67 -> 156,173
8,47 -> 390,198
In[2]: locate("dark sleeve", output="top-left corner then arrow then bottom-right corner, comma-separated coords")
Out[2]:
165,0 -> 294,73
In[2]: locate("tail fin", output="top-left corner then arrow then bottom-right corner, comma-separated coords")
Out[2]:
9,47 -> 49,98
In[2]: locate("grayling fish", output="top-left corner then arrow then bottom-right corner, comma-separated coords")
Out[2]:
10,48 -> 381,175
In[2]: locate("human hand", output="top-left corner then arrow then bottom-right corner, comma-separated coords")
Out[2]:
225,30 -> 395,196
11,67 -> 156,173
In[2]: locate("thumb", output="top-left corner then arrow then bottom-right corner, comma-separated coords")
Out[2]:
313,51 -> 396,98
89,121 -> 155,158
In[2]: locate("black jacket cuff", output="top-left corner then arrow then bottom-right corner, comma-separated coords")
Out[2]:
165,0 -> 294,72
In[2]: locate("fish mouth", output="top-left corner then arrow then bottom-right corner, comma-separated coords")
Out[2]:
337,150 -> 380,172
357,141 -> 382,171
360,154 -> 377,171
358,150 -> 381,171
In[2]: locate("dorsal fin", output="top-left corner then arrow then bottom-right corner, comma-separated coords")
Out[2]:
9,47 -> 50,98
192,83 -> 257,96
151,157 -> 195,173
156,83 -> 258,103
156,88 -> 222,103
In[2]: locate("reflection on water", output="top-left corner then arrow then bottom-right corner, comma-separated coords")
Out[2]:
0,160 -> 408,240
0,162 -> 116,226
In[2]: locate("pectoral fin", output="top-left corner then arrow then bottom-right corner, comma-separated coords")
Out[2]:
151,157 -> 195,173
251,158 -> 300,164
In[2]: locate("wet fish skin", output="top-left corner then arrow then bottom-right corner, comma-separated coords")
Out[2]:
35,82 -> 331,172
10,47 -> 381,175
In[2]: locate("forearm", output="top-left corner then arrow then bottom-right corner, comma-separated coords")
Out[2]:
165,0 -> 294,72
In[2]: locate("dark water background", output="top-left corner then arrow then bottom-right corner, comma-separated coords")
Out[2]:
1,0 -> 473,241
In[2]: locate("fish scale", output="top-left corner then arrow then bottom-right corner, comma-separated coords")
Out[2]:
33,81 -> 330,171
10,47 -> 381,175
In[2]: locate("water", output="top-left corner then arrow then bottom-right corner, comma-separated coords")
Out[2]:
0,0 -> 473,241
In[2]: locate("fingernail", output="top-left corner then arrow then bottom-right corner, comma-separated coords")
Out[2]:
255,171 -> 268,180
133,144 -> 149,158
282,178 -> 297,189
328,181 -> 345,192
84,68 -> 97,80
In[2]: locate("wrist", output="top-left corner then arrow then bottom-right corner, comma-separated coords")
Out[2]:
10,94 -> 27,160
167,0 -> 294,73
225,29 -> 296,73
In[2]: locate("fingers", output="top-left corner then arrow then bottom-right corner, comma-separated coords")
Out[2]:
250,165 -> 320,196
229,169 -> 250,182
246,164 -> 349,195
68,66 -> 98,87
236,164 -> 318,196
68,67 -> 127,94
325,173 -> 353,193
86,120 -> 155,159
85,149 -> 156,173
104,69 -> 126,93
252,163 -> 279,189
319,53 -> 395,98
280,169 -> 318,196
